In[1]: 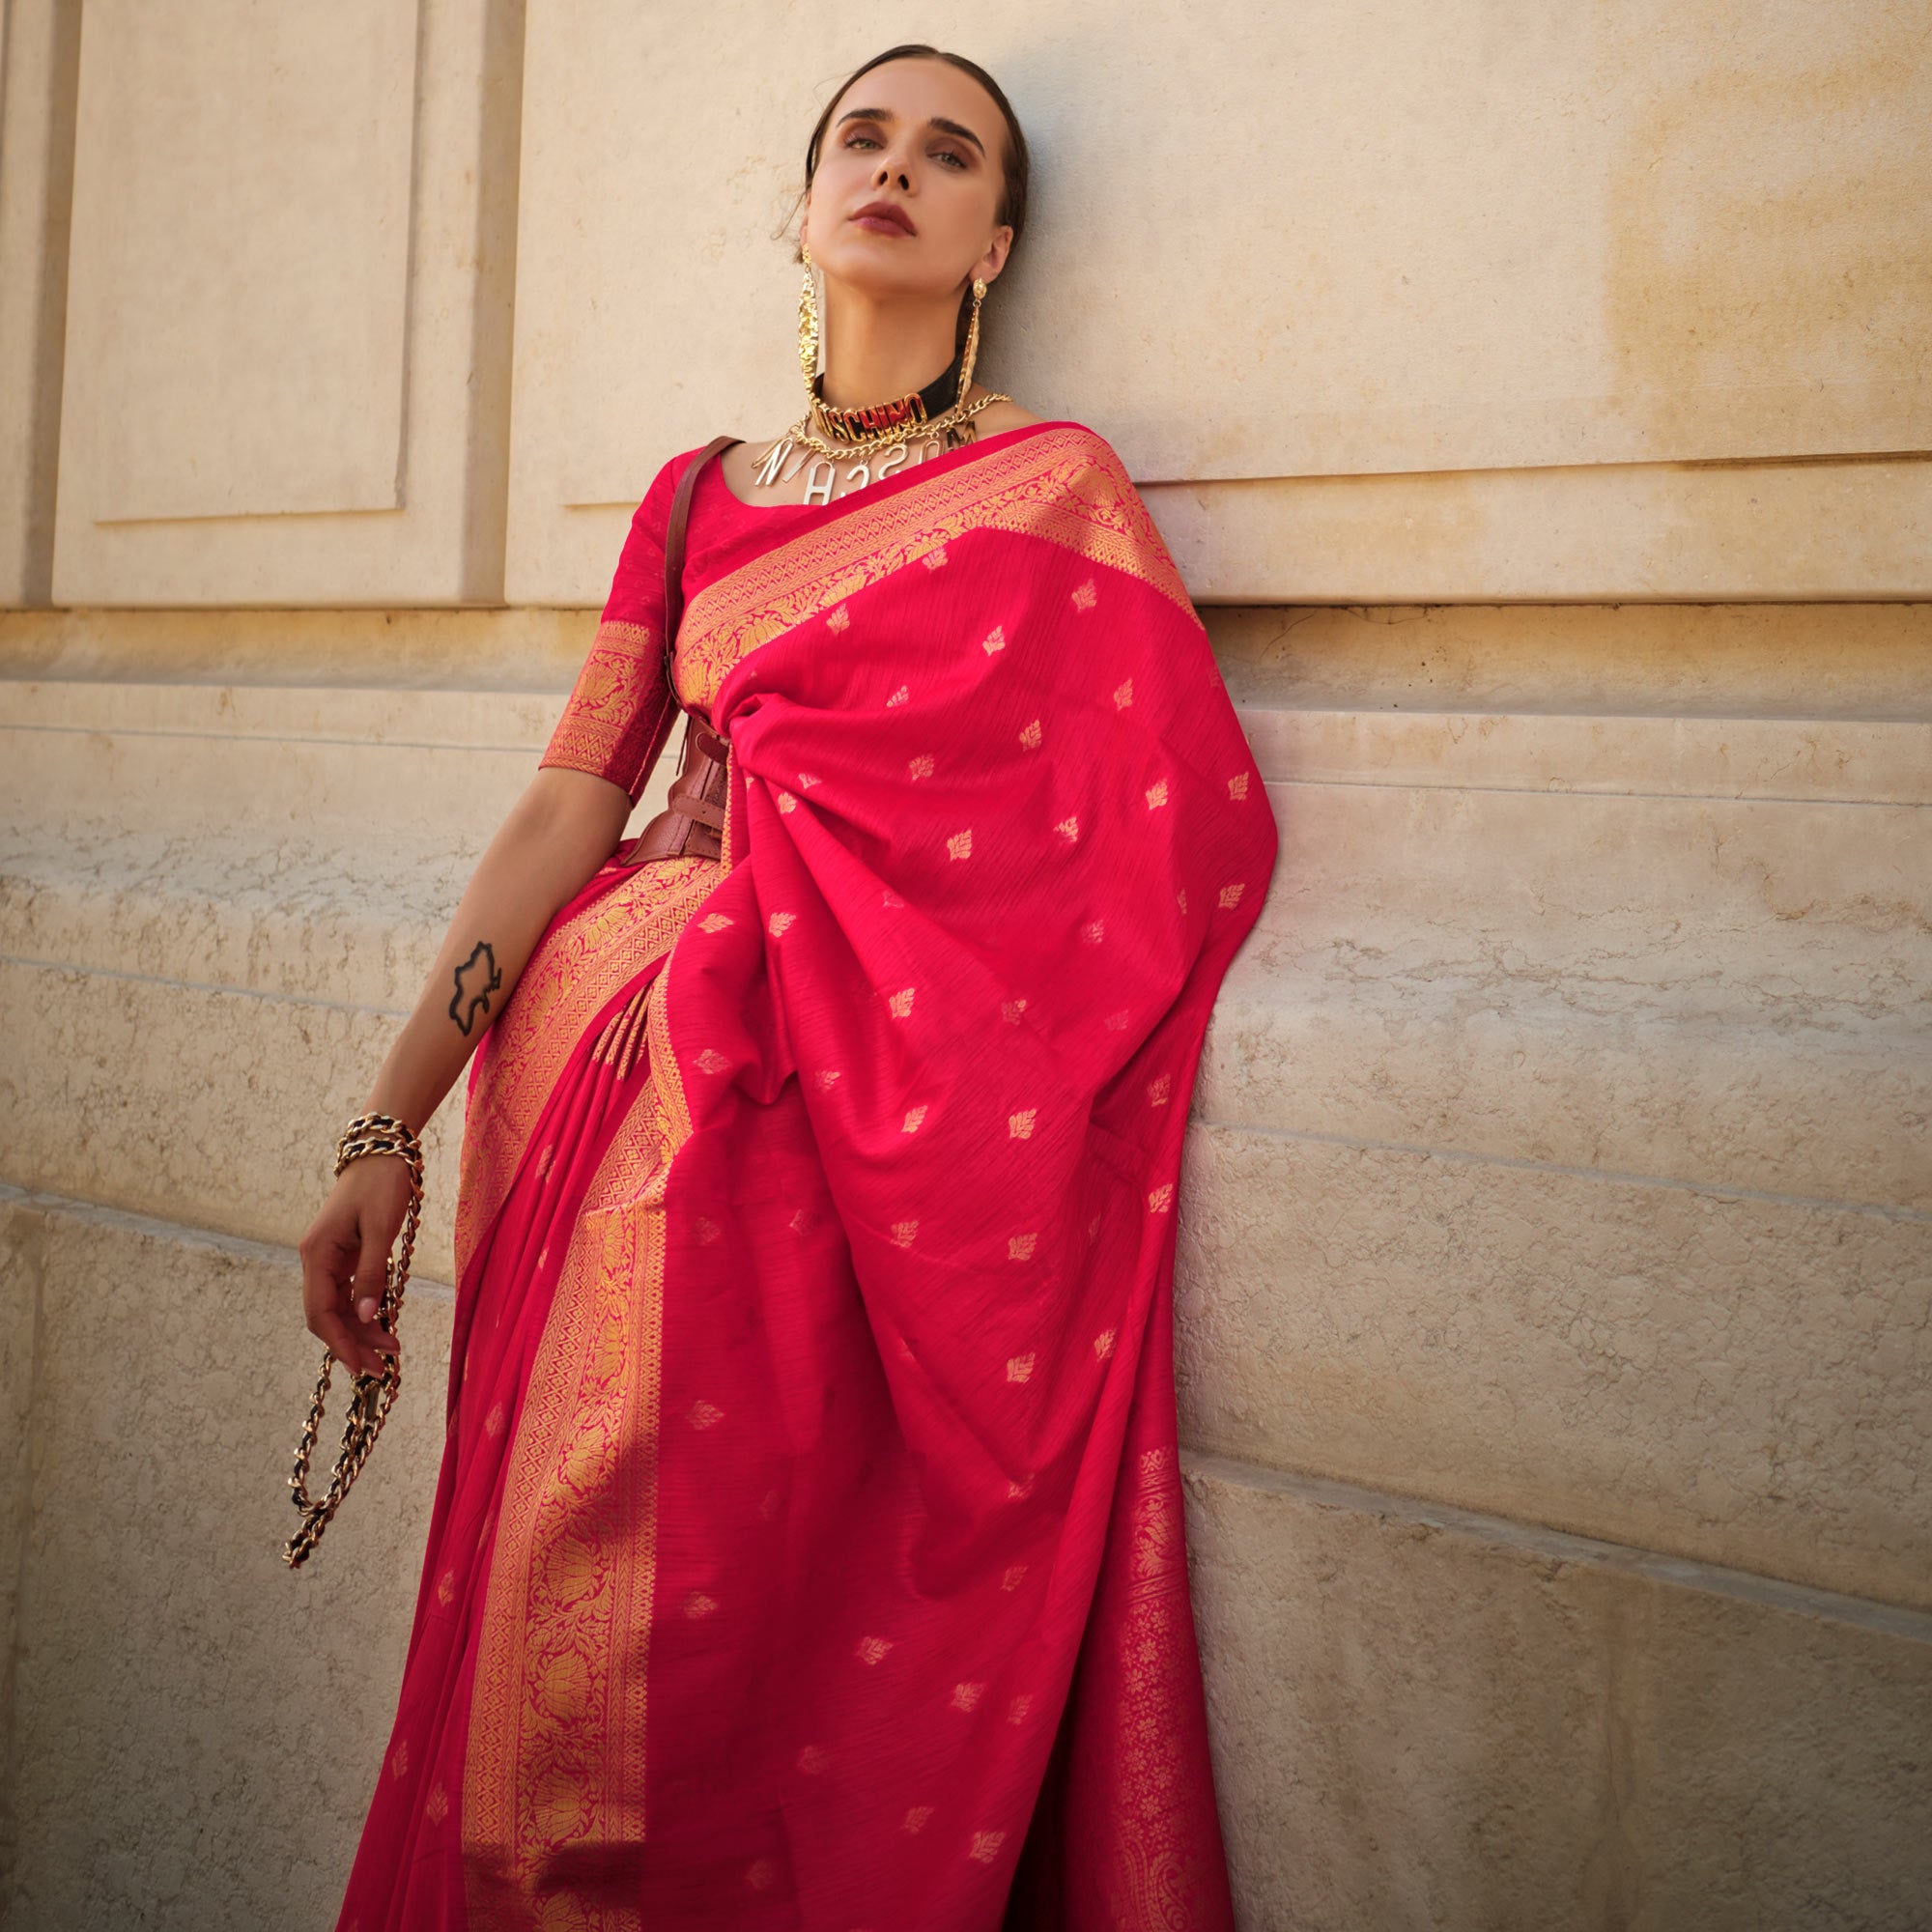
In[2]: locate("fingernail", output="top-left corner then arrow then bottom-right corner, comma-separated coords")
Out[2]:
356,1297 -> 378,1321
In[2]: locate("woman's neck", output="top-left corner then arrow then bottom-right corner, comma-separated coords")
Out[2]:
816,282 -> 961,410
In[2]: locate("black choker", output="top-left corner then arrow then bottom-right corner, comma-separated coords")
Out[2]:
812,352 -> 965,440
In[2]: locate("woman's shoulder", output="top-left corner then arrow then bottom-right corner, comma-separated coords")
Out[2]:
968,394 -> 1044,438
624,438 -> 732,540
973,401 -> 1119,464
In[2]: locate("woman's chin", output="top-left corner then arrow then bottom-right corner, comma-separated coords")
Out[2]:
818,259 -> 952,307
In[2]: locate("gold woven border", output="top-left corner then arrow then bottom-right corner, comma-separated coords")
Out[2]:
674,425 -> 1195,703
463,1005 -> 678,1931
1105,1443 -> 1207,1927
538,618 -> 668,787
455,857 -> 718,1280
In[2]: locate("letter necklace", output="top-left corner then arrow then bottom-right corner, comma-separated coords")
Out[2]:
753,244 -> 1011,505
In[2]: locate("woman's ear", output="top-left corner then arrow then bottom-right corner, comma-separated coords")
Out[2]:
977,225 -> 1014,286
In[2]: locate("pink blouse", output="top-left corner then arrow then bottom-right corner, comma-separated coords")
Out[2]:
537,426 -> 1068,802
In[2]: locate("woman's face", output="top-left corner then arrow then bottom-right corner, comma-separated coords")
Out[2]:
804,57 -> 1013,306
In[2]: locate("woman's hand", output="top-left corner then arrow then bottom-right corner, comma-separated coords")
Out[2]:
293,766 -> 632,1378
298,1155 -> 416,1378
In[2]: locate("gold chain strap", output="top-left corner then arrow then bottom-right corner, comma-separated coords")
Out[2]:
283,1112 -> 424,1569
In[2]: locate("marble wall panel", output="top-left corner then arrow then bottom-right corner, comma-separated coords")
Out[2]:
50,0 -> 525,607
0,0 -> 79,606
59,0 -> 417,524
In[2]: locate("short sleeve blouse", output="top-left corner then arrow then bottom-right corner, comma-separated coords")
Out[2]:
535,451 -> 692,804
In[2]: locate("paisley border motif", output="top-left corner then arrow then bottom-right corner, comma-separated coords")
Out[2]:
539,619 -> 676,803
463,997 -> 681,1932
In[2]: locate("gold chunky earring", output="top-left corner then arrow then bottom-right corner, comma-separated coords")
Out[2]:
956,276 -> 989,399
798,239 -> 821,406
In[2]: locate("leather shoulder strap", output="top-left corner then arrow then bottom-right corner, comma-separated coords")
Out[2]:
663,436 -> 742,662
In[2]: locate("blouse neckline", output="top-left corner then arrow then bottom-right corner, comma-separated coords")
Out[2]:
703,419 -> 1084,521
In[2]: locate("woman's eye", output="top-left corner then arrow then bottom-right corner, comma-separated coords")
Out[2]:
843,132 -> 968,170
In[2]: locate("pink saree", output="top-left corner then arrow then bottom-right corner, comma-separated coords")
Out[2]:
335,421 -> 1278,1931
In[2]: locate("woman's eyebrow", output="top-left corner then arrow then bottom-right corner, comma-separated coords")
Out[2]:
834,106 -> 986,156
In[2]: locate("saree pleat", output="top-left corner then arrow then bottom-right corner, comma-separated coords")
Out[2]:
336,423 -> 1277,1931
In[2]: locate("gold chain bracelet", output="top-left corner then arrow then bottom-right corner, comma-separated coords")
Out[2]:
283,1112 -> 424,1569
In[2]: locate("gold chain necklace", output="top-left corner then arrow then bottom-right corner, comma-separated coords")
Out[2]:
757,249 -> 1010,505
752,393 -> 1011,505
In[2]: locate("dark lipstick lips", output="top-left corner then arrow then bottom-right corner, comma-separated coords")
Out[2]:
851,200 -> 916,236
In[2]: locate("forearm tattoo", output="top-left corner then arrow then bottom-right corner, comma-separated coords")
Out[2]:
449,940 -> 503,1036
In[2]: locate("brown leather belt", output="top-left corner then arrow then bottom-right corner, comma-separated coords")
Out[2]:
621,719 -> 729,865
616,435 -> 741,870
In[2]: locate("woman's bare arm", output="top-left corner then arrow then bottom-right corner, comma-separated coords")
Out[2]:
298,766 -> 634,1375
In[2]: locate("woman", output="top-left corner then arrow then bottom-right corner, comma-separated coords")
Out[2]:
302,43 -> 1277,1931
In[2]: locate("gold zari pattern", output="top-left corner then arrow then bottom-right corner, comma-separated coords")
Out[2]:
674,426 -> 1197,707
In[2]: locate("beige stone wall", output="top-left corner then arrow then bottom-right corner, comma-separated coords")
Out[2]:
48,0 -> 526,607
0,0 -> 79,606
504,0 -> 1932,603
1,4 -> 1928,1928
